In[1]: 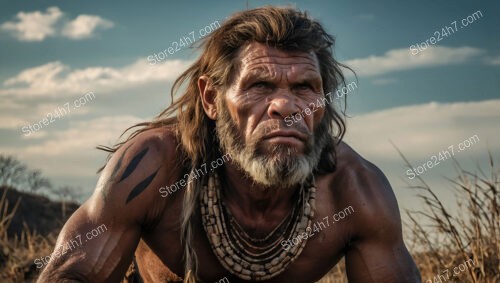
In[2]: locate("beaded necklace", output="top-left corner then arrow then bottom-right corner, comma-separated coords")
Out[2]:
200,171 -> 316,281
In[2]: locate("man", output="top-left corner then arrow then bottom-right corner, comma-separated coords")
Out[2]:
38,6 -> 421,283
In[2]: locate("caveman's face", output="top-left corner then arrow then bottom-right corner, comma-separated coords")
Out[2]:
215,42 -> 330,188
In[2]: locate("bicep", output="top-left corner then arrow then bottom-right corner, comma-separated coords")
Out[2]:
38,141 -> 155,282
344,164 -> 421,282
39,134 -> 171,282
38,195 -> 142,282
345,236 -> 420,282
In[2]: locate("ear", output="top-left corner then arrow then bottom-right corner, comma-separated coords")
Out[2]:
198,75 -> 218,120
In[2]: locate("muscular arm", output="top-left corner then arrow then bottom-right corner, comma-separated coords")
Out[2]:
342,158 -> 421,282
38,131 -> 170,282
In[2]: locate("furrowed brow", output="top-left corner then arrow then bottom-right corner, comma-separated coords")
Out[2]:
240,67 -> 276,84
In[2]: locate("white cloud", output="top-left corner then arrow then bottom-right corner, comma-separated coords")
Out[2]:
62,15 -> 114,40
22,115 -> 143,157
35,102 -> 92,116
0,115 -> 144,185
0,99 -> 30,129
345,99 -> 500,162
0,6 -> 63,41
0,116 -> 30,129
21,131 -> 48,140
0,98 -> 93,130
345,46 -> 484,77
487,56 -> 500,66
1,6 -> 113,42
0,100 -> 24,110
3,61 -> 67,91
0,59 -> 191,97
344,99 -> 500,215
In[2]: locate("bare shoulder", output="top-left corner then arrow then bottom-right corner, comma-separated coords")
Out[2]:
329,141 -> 401,237
329,144 -> 420,282
89,125 -> 183,224
36,126 -> 183,282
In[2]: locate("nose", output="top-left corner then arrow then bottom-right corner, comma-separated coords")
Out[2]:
266,91 -> 300,120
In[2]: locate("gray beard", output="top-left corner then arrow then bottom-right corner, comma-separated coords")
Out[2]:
215,100 -> 331,189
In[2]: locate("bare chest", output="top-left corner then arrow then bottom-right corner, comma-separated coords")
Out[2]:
135,203 -> 351,283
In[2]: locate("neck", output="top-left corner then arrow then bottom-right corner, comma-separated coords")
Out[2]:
221,160 -> 300,219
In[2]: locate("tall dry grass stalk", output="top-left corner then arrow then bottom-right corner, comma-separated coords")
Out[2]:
317,151 -> 499,283
402,152 -> 499,283
0,187 -> 57,282
0,187 -> 21,243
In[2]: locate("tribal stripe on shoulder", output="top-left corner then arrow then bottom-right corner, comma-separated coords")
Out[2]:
101,145 -> 161,204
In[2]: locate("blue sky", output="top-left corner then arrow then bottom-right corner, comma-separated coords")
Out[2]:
0,0 -> 499,215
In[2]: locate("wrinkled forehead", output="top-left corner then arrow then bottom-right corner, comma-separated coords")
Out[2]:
234,42 -> 321,80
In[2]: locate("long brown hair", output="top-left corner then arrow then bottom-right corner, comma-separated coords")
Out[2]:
99,6 -> 352,281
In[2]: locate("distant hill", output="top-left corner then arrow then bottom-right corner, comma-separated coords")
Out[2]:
1,186 -> 79,238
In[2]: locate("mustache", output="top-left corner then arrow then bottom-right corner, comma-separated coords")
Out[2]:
254,120 -> 311,142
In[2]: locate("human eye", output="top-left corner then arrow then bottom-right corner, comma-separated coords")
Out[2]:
249,81 -> 274,93
293,83 -> 314,94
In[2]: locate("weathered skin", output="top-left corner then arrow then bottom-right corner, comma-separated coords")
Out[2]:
38,43 -> 421,283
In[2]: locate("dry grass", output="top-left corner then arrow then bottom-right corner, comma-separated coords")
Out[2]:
1,156 -> 498,282
402,153 -> 499,283
318,154 -> 499,282
316,259 -> 347,283
0,187 -> 57,283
